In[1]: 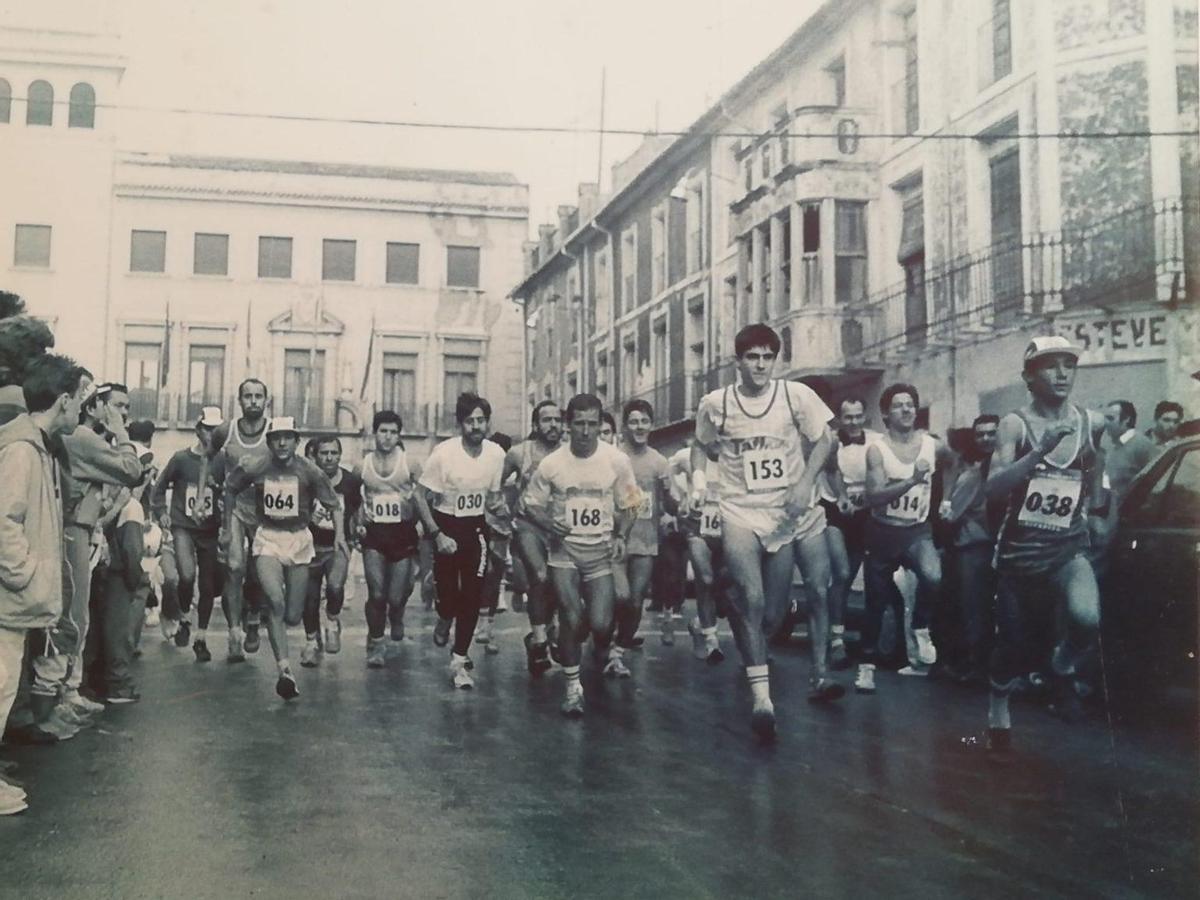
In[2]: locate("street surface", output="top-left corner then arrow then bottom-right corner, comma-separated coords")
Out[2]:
1,605 -> 1195,900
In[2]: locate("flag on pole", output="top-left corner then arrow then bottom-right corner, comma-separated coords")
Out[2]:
160,299 -> 171,388
244,299 -> 252,373
359,311 -> 377,402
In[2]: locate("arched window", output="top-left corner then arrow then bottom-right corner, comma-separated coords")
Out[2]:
0,79 -> 11,124
68,82 -> 95,128
26,80 -> 53,126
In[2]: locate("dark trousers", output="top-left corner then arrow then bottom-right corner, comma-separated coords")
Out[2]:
953,543 -> 996,674
432,512 -> 488,656
84,564 -> 142,695
652,529 -> 688,613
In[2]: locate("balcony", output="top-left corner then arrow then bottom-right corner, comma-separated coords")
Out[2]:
690,360 -> 739,406
841,198 -> 1191,364
621,374 -> 693,428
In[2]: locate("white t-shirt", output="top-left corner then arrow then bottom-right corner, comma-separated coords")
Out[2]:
418,437 -> 505,517
524,442 -> 641,545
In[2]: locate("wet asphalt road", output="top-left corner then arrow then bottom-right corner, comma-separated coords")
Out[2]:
0,603 -> 1196,900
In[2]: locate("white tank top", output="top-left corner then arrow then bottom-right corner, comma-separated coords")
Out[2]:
361,450 -> 413,524
871,433 -> 936,527
712,381 -> 808,510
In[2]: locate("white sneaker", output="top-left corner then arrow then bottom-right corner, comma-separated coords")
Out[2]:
299,641 -> 321,668
659,612 -> 675,646
914,628 -> 937,666
450,657 -> 474,690
159,615 -> 179,641
898,664 -> 929,677
476,617 -> 493,645
561,681 -> 585,718
65,690 -> 105,714
0,782 -> 28,815
603,652 -> 632,679
495,593 -> 508,613
145,608 -> 160,628
855,663 -> 876,694
688,621 -> 707,660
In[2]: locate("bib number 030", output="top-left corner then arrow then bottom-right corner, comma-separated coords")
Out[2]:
453,491 -> 485,517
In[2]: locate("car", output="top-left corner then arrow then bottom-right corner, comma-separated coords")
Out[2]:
1102,435 -> 1199,695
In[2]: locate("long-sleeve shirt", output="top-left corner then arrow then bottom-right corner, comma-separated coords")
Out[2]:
61,426 -> 144,528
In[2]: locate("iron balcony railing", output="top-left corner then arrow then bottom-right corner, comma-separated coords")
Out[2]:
841,198 -> 1193,364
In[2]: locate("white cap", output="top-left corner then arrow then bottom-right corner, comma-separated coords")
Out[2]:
197,406 -> 224,428
1023,335 -> 1081,368
265,416 -> 298,437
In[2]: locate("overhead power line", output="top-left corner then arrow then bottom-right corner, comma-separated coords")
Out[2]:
11,95 -> 1199,141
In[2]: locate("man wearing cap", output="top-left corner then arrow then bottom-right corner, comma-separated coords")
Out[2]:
983,336 -> 1109,762
152,407 -> 225,663
198,378 -> 271,660
223,416 -> 340,700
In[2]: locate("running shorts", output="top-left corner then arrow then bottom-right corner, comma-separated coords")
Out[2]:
548,539 -> 613,582
252,526 -> 316,566
362,520 -> 420,563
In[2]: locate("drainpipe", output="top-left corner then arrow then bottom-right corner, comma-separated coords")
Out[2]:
590,223 -> 613,394
562,245 -> 582,395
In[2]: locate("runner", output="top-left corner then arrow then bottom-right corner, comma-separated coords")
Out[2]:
223,416 -> 341,700
599,411 -> 617,445
692,324 -> 840,741
523,393 -> 641,717
301,436 -> 360,667
476,431 -> 514,656
501,401 -> 562,677
672,444 -> 727,664
608,400 -> 676,676
858,383 -> 954,693
820,397 -> 881,670
199,378 -> 271,661
414,393 -> 506,690
355,411 -> 419,669
151,407 -> 224,663
984,336 -> 1107,762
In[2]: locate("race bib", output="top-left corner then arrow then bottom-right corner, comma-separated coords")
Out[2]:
636,491 -> 654,521
700,502 -> 722,538
262,476 -> 300,520
184,483 -> 214,518
451,490 -> 486,517
1017,470 -> 1082,532
371,492 -> 405,524
885,483 -> 929,524
311,503 -> 336,532
846,486 -> 866,511
564,495 -> 612,537
742,449 -> 787,492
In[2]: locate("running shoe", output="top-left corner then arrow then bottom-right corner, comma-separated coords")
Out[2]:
829,642 -> 851,670
524,633 -> 551,677
145,607 -> 160,629
0,783 -> 27,816
450,657 -> 474,690
324,618 -> 342,654
366,637 -> 387,669
688,621 -> 707,660
628,636 -> 645,649
706,645 -> 726,665
0,777 -> 25,799
174,619 -> 192,649
603,653 -> 632,679
227,630 -> 246,664
390,618 -> 406,642
193,639 -> 212,663
898,664 -> 930,677
159,615 -> 179,642
985,727 -> 1013,765
855,663 -> 876,694
475,617 -> 493,645
561,682 -> 585,718
660,612 -> 675,646
495,593 -> 508,614
433,617 -> 452,648
104,689 -> 140,706
243,624 -> 261,654
300,641 -> 321,668
750,702 -> 776,742
50,704 -> 92,730
807,677 -> 846,704
275,670 -> 299,701
914,628 -> 937,666
65,690 -> 105,715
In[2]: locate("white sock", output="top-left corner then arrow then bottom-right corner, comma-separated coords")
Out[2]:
326,613 -> 340,625
532,624 -> 548,643
196,629 -> 207,641
988,691 -> 1011,730
831,624 -> 845,646
306,633 -> 318,643
746,664 -> 771,706
563,665 -> 581,685
609,645 -> 625,661
452,652 -> 469,667
701,625 -> 717,637
277,659 -> 291,675
691,615 -> 702,631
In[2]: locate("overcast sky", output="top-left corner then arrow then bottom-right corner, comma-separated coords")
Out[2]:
9,0 -> 820,232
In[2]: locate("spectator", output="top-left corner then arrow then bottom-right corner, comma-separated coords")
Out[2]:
0,354 -> 87,813
1146,401 -> 1183,448
1103,400 -> 1158,504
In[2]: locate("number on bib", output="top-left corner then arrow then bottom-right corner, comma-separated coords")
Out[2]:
184,483 -> 213,518
453,491 -> 485,517
885,483 -> 929,524
636,492 -> 654,521
371,492 -> 405,524
1017,471 -> 1082,532
262,476 -> 300,520
563,496 -> 611,537
846,487 -> 866,511
742,449 -> 787,492
312,504 -> 335,531
700,503 -> 722,538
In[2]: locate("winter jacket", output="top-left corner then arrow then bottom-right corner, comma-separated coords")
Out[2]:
0,413 -> 64,630
61,426 -> 144,528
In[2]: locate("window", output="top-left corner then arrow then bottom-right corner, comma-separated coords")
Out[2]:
772,103 -> 791,168
989,149 -> 1023,315
130,230 -> 166,273
621,339 -> 637,395
620,227 -> 637,310
322,239 -> 356,282
898,183 -> 926,346
761,143 -> 773,180
14,224 -> 51,268
800,203 -> 821,306
443,354 -> 479,429
1158,449 -> 1200,528
987,0 -> 1013,86
26,80 -> 52,126
386,242 -> 420,284
835,201 -> 867,305
258,236 -> 292,279
743,157 -> 754,192
283,349 -> 326,426
187,345 -> 225,420
651,205 -> 667,296
593,246 -> 610,331
125,342 -> 161,420
827,56 -> 847,106
193,233 -> 229,276
0,79 -> 10,124
652,320 -> 668,385
68,82 -> 95,128
381,352 -> 418,419
902,10 -> 919,134
686,183 -> 705,274
446,245 -> 480,288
